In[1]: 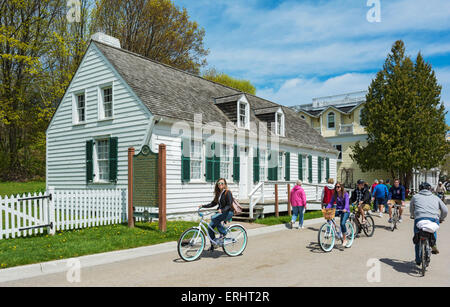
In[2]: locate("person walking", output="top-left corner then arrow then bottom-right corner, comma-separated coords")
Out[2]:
199,178 -> 234,250
290,180 -> 307,229
327,182 -> 351,247
372,179 -> 388,217
371,179 -> 379,212
385,179 -> 392,213
321,178 -> 335,209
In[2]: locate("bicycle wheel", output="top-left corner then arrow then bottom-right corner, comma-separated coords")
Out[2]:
421,240 -> 427,277
350,215 -> 360,237
318,222 -> 335,252
363,215 -> 375,237
344,221 -> 355,248
222,225 -> 247,257
177,227 -> 205,262
391,210 -> 397,232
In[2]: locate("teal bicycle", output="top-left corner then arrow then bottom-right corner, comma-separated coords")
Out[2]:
177,209 -> 248,262
318,208 -> 355,252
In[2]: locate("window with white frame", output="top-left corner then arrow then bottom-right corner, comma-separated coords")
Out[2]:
96,139 -> 110,182
237,100 -> 249,129
359,108 -> 365,126
275,111 -> 285,136
278,151 -> 284,181
327,112 -> 335,129
334,145 -> 343,161
190,140 -> 202,180
76,93 -> 86,123
220,144 -> 231,180
100,86 -> 113,119
260,149 -> 267,182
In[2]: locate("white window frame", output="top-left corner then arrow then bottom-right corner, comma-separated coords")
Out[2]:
93,138 -> 110,183
190,139 -> 203,182
278,151 -> 284,181
299,154 -> 307,181
72,90 -> 87,125
236,96 -> 250,129
320,157 -> 326,183
359,108 -> 365,127
260,149 -> 267,182
220,144 -> 232,181
275,109 -> 285,136
327,112 -> 336,130
98,82 -> 114,121
333,145 -> 343,161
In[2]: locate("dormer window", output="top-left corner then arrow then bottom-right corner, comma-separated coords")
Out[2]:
327,112 -> 335,129
275,109 -> 285,136
237,97 -> 249,129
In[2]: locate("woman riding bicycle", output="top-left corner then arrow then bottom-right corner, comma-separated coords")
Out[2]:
198,178 -> 234,249
326,182 -> 351,246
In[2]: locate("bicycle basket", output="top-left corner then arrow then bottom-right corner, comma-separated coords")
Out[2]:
322,208 -> 336,220
363,204 -> 371,211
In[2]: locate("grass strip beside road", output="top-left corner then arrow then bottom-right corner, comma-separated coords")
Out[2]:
0,221 -> 198,269
254,210 -> 323,226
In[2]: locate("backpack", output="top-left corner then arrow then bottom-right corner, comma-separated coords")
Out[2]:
225,190 -> 243,215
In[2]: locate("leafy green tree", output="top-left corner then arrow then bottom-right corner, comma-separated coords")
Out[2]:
351,40 -> 449,188
202,68 -> 256,95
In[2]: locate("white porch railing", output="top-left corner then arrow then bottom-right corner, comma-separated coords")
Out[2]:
248,181 -> 327,218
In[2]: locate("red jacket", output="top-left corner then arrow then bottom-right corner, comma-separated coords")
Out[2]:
322,186 -> 334,204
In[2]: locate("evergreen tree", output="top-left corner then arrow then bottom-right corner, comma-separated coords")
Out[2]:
351,40 -> 449,188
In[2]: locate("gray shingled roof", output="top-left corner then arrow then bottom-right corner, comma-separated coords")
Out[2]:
94,41 -> 334,152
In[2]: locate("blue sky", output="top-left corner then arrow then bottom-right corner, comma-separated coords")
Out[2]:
174,0 -> 450,126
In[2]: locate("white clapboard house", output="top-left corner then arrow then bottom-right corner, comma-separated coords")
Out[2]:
46,33 -> 339,221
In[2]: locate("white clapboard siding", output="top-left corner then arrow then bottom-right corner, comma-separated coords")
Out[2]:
46,43 -> 152,191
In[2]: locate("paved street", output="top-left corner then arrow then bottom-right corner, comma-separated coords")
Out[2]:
1,208 -> 449,287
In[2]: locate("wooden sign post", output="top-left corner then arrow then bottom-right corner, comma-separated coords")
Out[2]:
158,144 -> 167,232
275,184 -> 279,217
128,147 -> 135,228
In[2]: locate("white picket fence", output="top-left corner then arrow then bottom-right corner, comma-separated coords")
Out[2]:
0,188 -> 132,240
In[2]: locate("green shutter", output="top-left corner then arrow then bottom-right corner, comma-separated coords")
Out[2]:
326,157 -> 330,181
181,139 -> 190,182
86,140 -> 94,183
233,144 -> 240,182
109,137 -> 118,183
298,154 -> 303,181
318,157 -> 322,183
253,148 -> 260,183
308,155 -> 313,183
285,152 -> 290,181
206,142 -> 214,182
268,150 -> 278,181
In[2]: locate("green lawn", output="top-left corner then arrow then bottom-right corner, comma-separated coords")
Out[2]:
0,221 -> 198,269
254,210 -> 323,226
0,181 -> 46,198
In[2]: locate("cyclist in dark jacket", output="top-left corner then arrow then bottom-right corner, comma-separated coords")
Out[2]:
350,180 -> 371,224
388,179 -> 406,223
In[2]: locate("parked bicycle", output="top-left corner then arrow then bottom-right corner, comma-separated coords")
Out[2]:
390,203 -> 402,231
177,209 -> 247,262
318,208 -> 355,252
349,203 -> 375,237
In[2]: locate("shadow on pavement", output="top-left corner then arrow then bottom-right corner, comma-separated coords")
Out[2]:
379,258 -> 422,277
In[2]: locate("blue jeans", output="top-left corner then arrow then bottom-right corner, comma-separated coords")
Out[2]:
414,217 -> 439,264
291,206 -> 305,226
208,211 -> 233,241
335,210 -> 350,234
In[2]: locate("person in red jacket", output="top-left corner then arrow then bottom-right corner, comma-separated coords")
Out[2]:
290,180 -> 307,229
321,178 -> 335,209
